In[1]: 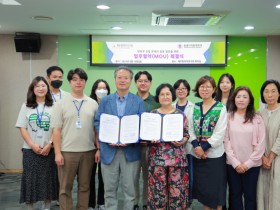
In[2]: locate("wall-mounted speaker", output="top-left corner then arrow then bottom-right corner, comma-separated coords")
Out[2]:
14,32 -> 41,53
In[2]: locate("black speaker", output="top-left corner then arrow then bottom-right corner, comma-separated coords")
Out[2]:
14,32 -> 41,53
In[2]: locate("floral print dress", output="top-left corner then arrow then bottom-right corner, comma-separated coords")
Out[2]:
148,109 -> 189,210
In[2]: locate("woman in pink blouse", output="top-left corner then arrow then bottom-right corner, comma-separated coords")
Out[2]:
224,86 -> 265,210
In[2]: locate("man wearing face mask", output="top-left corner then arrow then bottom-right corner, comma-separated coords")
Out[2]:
45,66 -> 69,207
46,66 -> 69,103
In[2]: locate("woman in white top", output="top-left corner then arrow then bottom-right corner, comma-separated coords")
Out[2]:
173,79 -> 194,210
257,80 -> 280,210
16,76 -> 58,210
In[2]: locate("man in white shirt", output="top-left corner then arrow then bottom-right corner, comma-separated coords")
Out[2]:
52,68 -> 99,210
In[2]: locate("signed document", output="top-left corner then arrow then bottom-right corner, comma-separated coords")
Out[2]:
140,112 -> 184,142
99,113 -> 140,144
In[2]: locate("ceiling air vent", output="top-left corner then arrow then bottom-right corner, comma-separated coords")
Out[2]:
151,13 -> 223,26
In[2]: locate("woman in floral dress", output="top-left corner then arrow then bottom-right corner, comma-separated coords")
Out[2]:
148,83 -> 189,210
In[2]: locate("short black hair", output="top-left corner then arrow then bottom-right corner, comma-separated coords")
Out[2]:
134,71 -> 152,82
154,83 -> 176,103
46,66 -> 64,77
193,75 -> 217,99
67,68 -> 88,81
173,79 -> 191,97
260,79 -> 280,103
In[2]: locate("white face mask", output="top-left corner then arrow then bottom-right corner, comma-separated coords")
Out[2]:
96,89 -> 108,99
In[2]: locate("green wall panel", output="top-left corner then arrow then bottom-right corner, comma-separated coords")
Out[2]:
211,36 -> 266,109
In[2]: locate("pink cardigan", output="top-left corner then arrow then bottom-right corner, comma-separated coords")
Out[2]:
224,113 -> 265,169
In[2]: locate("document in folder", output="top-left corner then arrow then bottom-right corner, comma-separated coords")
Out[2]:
99,113 -> 140,144
139,112 -> 184,142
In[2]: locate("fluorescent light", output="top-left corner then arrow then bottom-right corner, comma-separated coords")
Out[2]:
244,25 -> 254,30
276,4 -> 280,9
96,5 -> 110,10
32,16 -> 54,21
0,0 -> 21,5
111,26 -> 122,30
183,0 -> 205,7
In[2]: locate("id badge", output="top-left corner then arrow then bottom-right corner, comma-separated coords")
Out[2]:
76,117 -> 82,129
36,129 -> 43,138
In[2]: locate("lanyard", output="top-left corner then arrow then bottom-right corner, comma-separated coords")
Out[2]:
36,104 -> 45,125
51,90 -> 61,102
147,95 -> 152,112
73,100 -> 84,118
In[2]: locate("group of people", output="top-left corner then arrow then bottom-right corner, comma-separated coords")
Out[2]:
15,65 -> 280,210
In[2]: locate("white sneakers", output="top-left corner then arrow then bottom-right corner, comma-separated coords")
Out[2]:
98,205 -> 105,210
88,205 -> 105,210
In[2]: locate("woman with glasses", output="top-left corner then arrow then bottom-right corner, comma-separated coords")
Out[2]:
189,75 -> 227,210
257,80 -> 280,210
173,79 -> 194,210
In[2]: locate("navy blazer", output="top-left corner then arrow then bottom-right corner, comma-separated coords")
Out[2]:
94,92 -> 146,165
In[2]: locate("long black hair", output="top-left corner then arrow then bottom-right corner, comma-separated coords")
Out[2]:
215,73 -> 235,109
228,86 -> 255,123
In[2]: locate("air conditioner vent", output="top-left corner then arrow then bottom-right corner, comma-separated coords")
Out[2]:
152,13 -> 224,26
166,17 -> 210,25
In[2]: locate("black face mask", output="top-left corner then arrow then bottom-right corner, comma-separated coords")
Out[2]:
50,80 -> 63,89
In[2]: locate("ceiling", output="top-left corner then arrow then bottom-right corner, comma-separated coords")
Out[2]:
0,0 -> 280,36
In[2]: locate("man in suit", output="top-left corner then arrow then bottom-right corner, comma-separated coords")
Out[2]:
94,66 -> 146,210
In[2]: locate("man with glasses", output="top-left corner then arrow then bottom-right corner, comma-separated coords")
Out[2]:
133,71 -> 160,210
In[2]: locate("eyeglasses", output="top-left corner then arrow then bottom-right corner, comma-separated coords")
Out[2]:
137,80 -> 150,84
176,88 -> 187,92
263,90 -> 279,95
199,85 -> 213,90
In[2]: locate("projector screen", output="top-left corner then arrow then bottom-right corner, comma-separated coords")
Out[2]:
90,35 -> 227,66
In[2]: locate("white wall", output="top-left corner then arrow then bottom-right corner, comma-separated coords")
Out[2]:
0,35 -> 58,169
267,36 -> 280,81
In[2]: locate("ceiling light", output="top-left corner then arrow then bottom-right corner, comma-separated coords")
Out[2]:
0,0 -> 21,5
111,26 -> 122,30
32,16 -> 54,21
96,5 -> 110,10
183,0 -> 205,7
276,4 -> 280,9
244,25 -> 254,30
